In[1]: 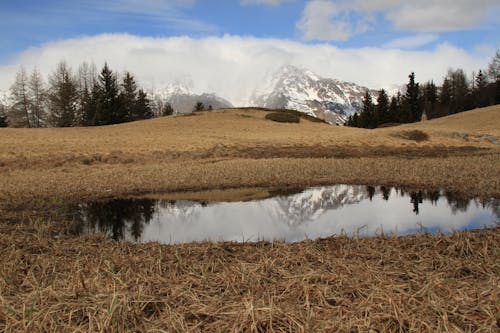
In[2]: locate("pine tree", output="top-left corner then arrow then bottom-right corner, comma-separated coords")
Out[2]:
359,91 -> 375,128
162,102 -> 174,116
47,61 -> 79,127
403,72 -> 421,123
474,70 -> 488,108
135,89 -> 153,120
28,67 -> 46,128
9,66 -> 31,127
95,63 -> 122,125
421,81 -> 438,119
120,72 -> 137,121
0,104 -> 8,127
375,89 -> 389,126
193,101 -> 205,112
439,78 -> 452,117
388,93 -> 401,123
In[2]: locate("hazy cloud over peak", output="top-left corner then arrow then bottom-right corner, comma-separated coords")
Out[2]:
0,34 -> 489,105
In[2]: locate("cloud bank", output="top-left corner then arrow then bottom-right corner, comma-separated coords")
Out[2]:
0,34 -> 490,105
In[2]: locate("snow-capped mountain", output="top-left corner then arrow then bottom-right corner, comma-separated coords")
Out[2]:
249,65 -> 377,124
149,82 -> 233,114
264,185 -> 369,226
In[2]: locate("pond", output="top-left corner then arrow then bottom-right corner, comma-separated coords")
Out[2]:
75,185 -> 499,244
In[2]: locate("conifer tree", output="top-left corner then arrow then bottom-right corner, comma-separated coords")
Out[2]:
47,61 -> 78,127
0,104 -> 8,127
375,89 -> 389,125
95,63 -> 122,125
162,102 -> 174,116
473,70 -> 488,108
403,72 -> 421,123
388,93 -> 401,123
421,81 -> 438,119
135,89 -> 153,120
359,91 -> 375,128
193,101 -> 205,112
120,72 -> 137,121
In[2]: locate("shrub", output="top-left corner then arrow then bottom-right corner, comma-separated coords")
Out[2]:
397,130 -> 430,142
265,112 -> 300,123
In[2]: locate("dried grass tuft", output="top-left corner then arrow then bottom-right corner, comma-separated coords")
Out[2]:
0,222 -> 499,332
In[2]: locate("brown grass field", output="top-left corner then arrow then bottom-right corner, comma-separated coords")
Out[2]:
0,105 -> 500,332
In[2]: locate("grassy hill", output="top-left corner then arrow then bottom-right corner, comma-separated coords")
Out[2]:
0,105 -> 499,212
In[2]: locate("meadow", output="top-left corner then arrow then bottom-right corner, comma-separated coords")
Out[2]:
0,105 -> 499,332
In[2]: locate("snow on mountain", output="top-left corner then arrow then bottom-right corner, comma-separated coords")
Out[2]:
249,65 -> 378,124
264,185 -> 369,226
149,82 -> 233,114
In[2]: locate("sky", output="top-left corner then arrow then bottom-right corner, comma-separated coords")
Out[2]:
0,0 -> 499,104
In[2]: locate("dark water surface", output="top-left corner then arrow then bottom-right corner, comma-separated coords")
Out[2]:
75,185 -> 499,244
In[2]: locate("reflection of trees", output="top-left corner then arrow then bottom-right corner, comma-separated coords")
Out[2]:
444,192 -> 470,214
81,199 -> 156,241
380,186 -> 391,201
410,192 -> 423,214
367,186 -> 375,201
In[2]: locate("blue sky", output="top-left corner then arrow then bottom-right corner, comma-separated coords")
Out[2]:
0,0 -> 499,102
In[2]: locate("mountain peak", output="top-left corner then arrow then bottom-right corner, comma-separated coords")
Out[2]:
250,66 -> 376,124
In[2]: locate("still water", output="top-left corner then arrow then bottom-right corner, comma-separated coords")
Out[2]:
76,185 -> 499,244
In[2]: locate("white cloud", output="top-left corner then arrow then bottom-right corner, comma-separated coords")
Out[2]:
0,34 -> 490,105
297,0 -> 500,41
384,34 -> 439,50
296,0 -> 370,41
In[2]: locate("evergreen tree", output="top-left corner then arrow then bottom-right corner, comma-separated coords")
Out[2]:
47,61 -> 79,127
162,102 -> 174,116
135,89 -> 154,120
375,89 -> 389,125
439,78 -> 452,117
351,113 -> 359,127
473,70 -> 488,108
95,63 -> 122,125
359,91 -> 375,128
446,68 -> 470,114
9,66 -> 31,127
28,67 -> 46,127
403,72 -> 421,123
120,72 -> 137,121
193,101 -> 205,112
388,93 -> 401,123
0,104 -> 8,127
421,81 -> 438,119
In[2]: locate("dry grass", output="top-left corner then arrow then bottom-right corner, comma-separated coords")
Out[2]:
0,106 -> 499,216
0,222 -> 498,332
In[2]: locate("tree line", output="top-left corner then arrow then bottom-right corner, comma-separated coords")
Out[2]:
0,61 -> 175,128
347,50 -> 500,128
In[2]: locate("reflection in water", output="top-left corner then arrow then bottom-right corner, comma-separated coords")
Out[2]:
75,185 -> 499,244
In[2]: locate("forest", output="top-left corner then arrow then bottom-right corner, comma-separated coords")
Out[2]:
346,51 -> 500,128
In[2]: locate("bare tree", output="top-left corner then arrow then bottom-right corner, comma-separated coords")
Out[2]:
29,67 -> 46,127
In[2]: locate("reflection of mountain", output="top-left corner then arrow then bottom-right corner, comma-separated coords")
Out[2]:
75,186 -> 497,242
264,185 -> 369,226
